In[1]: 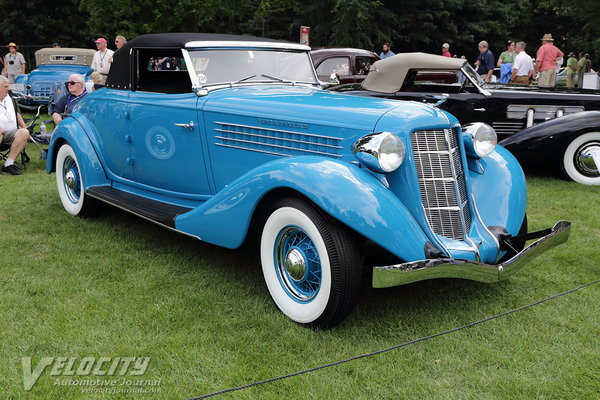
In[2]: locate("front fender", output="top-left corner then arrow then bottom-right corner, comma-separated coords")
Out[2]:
46,116 -> 108,189
175,157 -> 430,261
469,145 -> 527,236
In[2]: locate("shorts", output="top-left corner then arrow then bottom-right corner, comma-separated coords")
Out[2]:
1,128 -> 17,145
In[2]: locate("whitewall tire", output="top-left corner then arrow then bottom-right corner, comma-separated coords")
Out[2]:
56,144 -> 97,217
562,132 -> 600,185
260,198 -> 361,329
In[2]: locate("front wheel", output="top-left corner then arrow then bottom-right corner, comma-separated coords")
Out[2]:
260,198 -> 362,329
561,132 -> 600,185
56,144 -> 98,217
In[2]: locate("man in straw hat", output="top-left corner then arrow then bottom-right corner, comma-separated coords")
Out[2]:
2,43 -> 26,84
533,33 -> 563,87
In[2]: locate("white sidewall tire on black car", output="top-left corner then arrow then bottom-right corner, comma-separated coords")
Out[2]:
56,144 -> 96,216
562,132 -> 600,185
260,198 -> 362,328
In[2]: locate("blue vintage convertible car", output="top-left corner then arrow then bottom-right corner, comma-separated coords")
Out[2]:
46,33 -> 570,328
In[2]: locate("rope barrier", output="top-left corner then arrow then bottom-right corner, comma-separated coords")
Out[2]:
189,278 -> 600,399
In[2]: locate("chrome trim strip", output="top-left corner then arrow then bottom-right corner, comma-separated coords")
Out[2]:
372,221 -> 571,288
216,142 -> 330,158
214,129 -> 343,149
185,41 -> 311,51
215,121 -> 343,141
471,193 -> 501,263
181,49 -> 200,89
214,136 -> 342,157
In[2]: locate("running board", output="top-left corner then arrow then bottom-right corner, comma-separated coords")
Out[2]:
86,186 -> 192,229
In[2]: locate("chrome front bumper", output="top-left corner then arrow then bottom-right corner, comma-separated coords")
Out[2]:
372,220 -> 571,288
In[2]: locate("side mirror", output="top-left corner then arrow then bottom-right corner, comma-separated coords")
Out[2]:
329,73 -> 340,85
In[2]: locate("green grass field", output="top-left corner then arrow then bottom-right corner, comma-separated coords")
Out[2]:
0,143 -> 599,399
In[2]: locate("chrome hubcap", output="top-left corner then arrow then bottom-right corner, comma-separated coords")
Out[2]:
65,170 -> 76,190
575,143 -> 600,177
285,248 -> 307,281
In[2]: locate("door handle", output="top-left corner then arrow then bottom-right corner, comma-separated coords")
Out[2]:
474,108 -> 486,112
175,121 -> 194,131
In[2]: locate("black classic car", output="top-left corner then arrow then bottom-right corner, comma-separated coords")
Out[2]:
335,52 -> 600,138
310,48 -> 378,85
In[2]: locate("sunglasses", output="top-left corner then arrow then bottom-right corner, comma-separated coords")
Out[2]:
67,81 -> 80,85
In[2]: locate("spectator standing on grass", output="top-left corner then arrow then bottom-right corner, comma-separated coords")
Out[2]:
566,52 -> 578,88
533,33 -> 563,87
379,43 -> 395,59
509,42 -> 534,85
577,52 -> 586,88
442,43 -> 451,58
91,38 -> 114,85
498,41 -> 516,83
52,74 -> 88,126
474,41 -> 494,83
0,75 -> 30,175
2,43 -> 26,84
585,53 -> 591,72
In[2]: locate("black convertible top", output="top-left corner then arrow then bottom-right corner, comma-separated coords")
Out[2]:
105,33 -> 302,90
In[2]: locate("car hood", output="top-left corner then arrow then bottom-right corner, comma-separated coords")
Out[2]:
202,85 -> 455,134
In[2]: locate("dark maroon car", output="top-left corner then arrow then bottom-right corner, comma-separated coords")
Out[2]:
310,48 -> 379,85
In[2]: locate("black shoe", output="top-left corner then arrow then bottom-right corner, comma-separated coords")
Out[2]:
1,164 -> 23,175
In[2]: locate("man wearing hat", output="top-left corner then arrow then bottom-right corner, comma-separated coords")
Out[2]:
533,33 -> 563,87
566,52 -> 578,88
91,38 -> 114,85
2,43 -> 26,84
442,43 -> 451,58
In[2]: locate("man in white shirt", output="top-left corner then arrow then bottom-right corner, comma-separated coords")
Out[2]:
91,38 -> 114,85
0,75 -> 30,175
510,42 -> 534,85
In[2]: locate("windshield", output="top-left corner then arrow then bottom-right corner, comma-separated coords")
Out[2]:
461,63 -> 485,86
187,49 -> 318,86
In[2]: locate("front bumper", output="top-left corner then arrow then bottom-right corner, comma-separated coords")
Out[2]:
372,220 -> 571,288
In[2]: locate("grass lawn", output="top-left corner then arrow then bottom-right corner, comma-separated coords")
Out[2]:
0,143 -> 599,399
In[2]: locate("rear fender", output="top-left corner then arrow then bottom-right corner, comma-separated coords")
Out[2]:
46,116 -> 108,189
175,156 -> 430,261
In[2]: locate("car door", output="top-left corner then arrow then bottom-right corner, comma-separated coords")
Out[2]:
127,91 -> 211,196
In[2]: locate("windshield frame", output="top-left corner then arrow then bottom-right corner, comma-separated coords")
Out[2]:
460,63 -> 491,96
182,47 -> 320,94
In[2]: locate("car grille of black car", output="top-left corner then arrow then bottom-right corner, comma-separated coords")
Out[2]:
411,128 -> 471,241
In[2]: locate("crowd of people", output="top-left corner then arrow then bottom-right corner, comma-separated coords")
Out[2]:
1,35 -> 127,175
381,33 -> 594,89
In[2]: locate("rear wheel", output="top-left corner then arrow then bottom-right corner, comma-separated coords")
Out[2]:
561,132 -> 600,185
260,198 -> 362,329
56,144 -> 98,217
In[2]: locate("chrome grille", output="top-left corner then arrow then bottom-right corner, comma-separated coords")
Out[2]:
412,128 -> 471,240
214,122 -> 342,158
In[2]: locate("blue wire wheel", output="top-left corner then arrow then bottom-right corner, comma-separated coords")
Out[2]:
274,225 -> 322,302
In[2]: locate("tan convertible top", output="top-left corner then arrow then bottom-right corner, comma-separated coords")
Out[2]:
34,48 -> 96,66
361,52 -> 467,93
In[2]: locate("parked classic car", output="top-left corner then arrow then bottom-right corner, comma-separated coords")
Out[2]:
500,111 -> 600,185
310,48 -> 378,85
333,53 -> 600,138
46,33 -> 570,328
13,48 -> 95,110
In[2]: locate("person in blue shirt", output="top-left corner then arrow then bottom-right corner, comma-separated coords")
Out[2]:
474,40 -> 495,83
379,43 -> 395,59
52,74 -> 88,126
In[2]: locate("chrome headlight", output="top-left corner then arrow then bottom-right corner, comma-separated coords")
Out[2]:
463,122 -> 497,158
351,132 -> 405,173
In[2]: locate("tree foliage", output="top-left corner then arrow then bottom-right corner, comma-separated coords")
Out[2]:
1,0 -> 598,71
